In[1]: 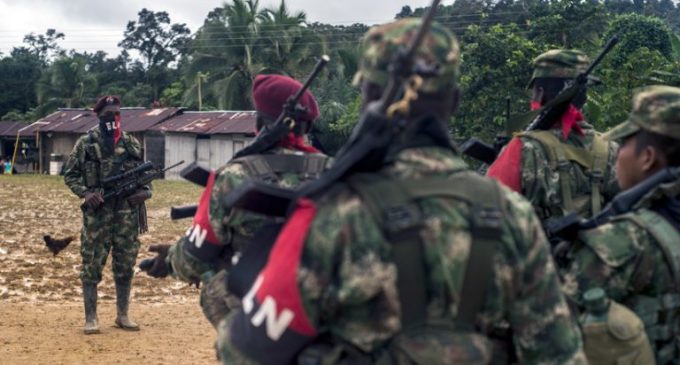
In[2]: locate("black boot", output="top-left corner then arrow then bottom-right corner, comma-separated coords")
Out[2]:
114,280 -> 140,331
83,284 -> 100,334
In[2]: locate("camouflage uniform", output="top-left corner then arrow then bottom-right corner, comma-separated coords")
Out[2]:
65,96 -> 149,334
163,74 -> 328,330
488,50 -> 619,224
559,86 -> 680,365
216,19 -> 586,364
64,128 -> 146,285
168,147 -> 329,283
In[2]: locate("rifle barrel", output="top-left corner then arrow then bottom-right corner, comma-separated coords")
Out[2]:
583,36 -> 619,77
163,160 -> 185,172
291,55 -> 330,102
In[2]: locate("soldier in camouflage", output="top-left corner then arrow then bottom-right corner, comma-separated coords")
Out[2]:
487,49 -> 619,227
140,74 -> 330,329
64,95 -> 152,334
559,85 -> 680,365
215,19 -> 586,364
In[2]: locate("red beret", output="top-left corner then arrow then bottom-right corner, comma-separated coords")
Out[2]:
252,74 -> 319,122
93,95 -> 121,115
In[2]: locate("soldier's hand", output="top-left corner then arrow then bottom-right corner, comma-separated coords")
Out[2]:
83,191 -> 104,210
139,244 -> 171,278
127,189 -> 151,205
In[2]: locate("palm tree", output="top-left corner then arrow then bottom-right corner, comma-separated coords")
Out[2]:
182,0 -> 329,110
256,1 -> 326,79
184,0 -> 264,110
35,55 -> 97,116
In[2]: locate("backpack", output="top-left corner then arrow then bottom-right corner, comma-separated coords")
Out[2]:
298,170 -> 506,365
233,153 -> 329,184
520,130 -> 610,217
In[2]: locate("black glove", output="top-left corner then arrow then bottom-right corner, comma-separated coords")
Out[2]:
127,189 -> 151,205
139,244 -> 171,278
83,191 -> 104,210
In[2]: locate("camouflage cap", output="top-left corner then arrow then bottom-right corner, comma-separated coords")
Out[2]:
604,85 -> 680,141
528,49 -> 590,88
352,18 -> 460,94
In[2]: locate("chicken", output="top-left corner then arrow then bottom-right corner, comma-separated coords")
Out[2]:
43,235 -> 74,256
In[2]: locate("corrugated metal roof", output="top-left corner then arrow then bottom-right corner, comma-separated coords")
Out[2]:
31,107 -> 181,134
0,121 -> 37,137
151,111 -> 257,135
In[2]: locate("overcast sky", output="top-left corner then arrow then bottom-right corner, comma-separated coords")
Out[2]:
0,0 -> 433,56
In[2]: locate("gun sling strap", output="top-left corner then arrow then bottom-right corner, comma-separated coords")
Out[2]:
346,171 -> 503,328
520,130 -> 609,215
234,154 -> 327,183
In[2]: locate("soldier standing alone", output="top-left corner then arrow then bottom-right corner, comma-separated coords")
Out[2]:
64,95 -> 152,334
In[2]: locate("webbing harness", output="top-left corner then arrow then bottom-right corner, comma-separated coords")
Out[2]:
521,130 -> 609,216
619,209 -> 680,364
235,154 -> 328,184
346,170 -> 504,329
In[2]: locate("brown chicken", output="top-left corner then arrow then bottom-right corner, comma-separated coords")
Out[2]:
43,235 -> 74,256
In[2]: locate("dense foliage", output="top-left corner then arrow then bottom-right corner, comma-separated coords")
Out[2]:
0,0 -> 678,154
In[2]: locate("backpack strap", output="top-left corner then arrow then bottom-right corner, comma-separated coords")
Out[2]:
521,130 -> 596,214
346,171 -> 504,329
589,134 -> 609,215
235,154 -> 328,183
619,209 -> 680,363
623,210 -> 680,292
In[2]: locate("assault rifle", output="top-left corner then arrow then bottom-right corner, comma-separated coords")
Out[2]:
548,166 -> 680,241
232,55 -> 330,159
82,160 -> 184,210
461,36 -> 619,164
223,0 -> 445,217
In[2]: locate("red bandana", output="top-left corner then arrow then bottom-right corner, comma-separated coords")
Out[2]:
530,101 -> 585,140
113,114 -> 122,145
279,133 -> 320,153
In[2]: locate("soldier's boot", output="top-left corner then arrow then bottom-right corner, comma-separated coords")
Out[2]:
83,283 -> 100,335
114,280 -> 140,331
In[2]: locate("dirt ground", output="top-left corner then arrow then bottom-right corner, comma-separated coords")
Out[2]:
0,174 -> 221,364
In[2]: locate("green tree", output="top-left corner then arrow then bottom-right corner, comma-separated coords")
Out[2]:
0,48 -> 43,118
183,0 -> 262,110
119,8 -> 191,99
35,54 -> 97,114
23,28 -> 65,63
604,13 -> 674,67
454,24 -> 543,141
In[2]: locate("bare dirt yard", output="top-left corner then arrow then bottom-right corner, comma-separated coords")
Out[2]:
0,174 -> 220,364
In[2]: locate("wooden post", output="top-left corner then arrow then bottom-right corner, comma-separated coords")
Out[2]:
197,73 -> 203,112
37,129 -> 42,174
9,130 -> 20,175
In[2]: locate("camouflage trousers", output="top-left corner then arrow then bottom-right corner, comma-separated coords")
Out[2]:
80,202 -> 140,285
200,270 -> 241,329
